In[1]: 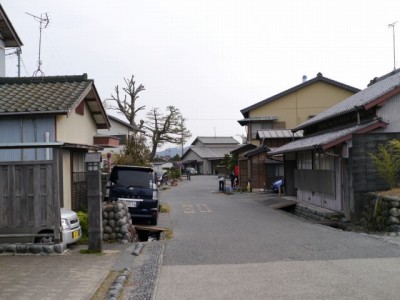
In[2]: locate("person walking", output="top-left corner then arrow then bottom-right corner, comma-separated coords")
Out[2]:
219,176 -> 225,192
229,171 -> 236,188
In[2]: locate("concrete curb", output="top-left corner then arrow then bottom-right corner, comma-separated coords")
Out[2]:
107,267 -> 131,300
131,242 -> 144,256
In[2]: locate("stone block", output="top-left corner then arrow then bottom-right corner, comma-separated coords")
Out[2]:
388,216 -> 400,225
390,207 -> 400,217
16,244 -> 28,254
42,245 -> 55,254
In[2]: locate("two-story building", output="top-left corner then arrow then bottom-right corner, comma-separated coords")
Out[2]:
269,69 -> 400,221
237,73 -> 359,190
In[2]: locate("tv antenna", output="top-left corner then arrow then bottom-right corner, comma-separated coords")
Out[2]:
388,21 -> 397,70
26,12 -> 50,76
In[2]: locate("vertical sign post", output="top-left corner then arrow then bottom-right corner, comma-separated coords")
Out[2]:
85,152 -> 103,252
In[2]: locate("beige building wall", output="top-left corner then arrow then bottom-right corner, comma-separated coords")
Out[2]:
62,150 -> 72,209
249,82 -> 355,129
56,101 -> 97,145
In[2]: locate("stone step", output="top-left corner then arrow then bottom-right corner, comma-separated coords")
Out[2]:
294,202 -> 344,222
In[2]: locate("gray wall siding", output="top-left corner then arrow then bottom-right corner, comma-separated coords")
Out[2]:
0,116 -> 55,161
376,93 -> 400,133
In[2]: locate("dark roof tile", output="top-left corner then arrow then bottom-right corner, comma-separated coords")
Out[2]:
0,78 -> 91,114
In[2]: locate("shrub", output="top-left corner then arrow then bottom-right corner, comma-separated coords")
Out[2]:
369,139 -> 400,188
77,211 -> 89,244
167,168 -> 181,180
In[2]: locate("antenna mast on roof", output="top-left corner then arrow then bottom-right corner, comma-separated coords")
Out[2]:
26,12 -> 50,76
388,21 -> 398,70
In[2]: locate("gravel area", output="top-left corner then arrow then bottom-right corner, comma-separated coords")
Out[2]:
121,241 -> 165,300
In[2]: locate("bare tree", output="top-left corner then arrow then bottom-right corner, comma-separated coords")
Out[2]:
103,75 -> 145,127
144,106 -> 191,161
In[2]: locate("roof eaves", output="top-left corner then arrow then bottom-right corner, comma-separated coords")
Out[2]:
108,115 -> 134,129
270,120 -> 386,155
245,145 -> 269,157
86,80 -> 111,129
0,110 -> 68,116
0,4 -> 23,47
237,116 -> 278,126
0,74 -> 89,85
293,108 -> 358,132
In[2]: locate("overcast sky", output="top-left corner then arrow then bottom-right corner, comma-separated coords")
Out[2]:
2,0 -> 400,148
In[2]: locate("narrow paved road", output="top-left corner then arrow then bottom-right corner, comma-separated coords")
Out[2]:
155,175 -> 400,299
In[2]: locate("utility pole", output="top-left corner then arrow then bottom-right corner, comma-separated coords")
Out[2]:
5,47 -> 22,77
389,21 -> 398,70
16,48 -> 21,77
181,115 -> 184,157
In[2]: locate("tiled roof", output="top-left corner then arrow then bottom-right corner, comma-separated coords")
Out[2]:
294,70 -> 400,131
268,120 -> 386,155
0,76 -> 91,114
240,72 -> 360,117
190,145 -> 240,159
257,129 -> 303,139
0,74 -> 110,129
193,136 -> 239,145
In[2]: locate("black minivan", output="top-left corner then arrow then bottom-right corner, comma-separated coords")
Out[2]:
105,165 -> 159,225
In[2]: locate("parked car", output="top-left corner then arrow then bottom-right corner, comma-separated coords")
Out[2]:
272,178 -> 285,193
155,170 -> 168,186
105,165 -> 159,225
35,208 -> 82,245
186,167 -> 198,175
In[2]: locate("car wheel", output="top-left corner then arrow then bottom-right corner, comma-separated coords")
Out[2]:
34,231 -> 54,244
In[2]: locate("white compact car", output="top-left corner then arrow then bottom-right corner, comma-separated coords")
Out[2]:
60,208 -> 82,245
35,208 -> 82,245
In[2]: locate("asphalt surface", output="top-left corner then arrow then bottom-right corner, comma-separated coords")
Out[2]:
2,176 -> 400,300
155,175 -> 400,299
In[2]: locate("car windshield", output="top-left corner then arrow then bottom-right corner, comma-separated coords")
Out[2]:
111,169 -> 153,188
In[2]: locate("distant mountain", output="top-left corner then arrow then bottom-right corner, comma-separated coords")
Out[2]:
156,146 -> 189,158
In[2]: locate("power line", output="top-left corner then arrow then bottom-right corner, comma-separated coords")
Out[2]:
186,118 -> 239,121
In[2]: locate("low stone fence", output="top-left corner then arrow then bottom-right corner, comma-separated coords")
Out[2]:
0,243 -> 66,255
102,201 -> 137,243
0,201 -> 136,255
360,193 -> 400,232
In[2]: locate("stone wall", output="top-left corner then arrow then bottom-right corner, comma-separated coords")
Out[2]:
359,193 -> 400,232
102,201 -> 137,243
